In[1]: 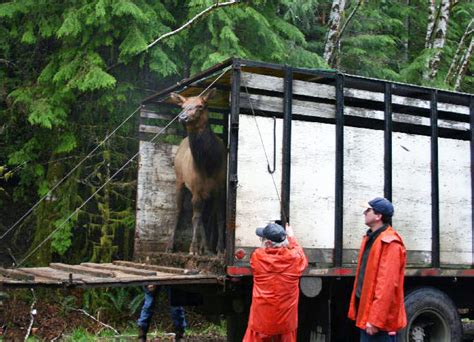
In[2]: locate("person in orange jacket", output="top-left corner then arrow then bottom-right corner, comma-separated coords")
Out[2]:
348,197 -> 407,341
243,221 -> 308,342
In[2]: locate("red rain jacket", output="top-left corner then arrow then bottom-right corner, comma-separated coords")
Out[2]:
246,236 -> 308,336
348,226 -> 407,332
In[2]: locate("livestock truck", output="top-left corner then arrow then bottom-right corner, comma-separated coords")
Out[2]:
134,58 -> 474,341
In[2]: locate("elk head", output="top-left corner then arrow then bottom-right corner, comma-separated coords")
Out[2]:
170,88 -> 217,130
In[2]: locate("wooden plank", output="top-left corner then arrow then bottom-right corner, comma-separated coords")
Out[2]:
0,267 -> 34,281
239,93 -> 470,131
80,263 -> 157,276
139,125 -> 179,135
140,111 -> 171,120
113,261 -> 196,275
241,72 -> 470,115
19,267 -> 78,282
49,263 -> 116,278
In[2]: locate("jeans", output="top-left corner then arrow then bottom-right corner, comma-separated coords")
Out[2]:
360,329 -> 397,342
137,285 -> 187,332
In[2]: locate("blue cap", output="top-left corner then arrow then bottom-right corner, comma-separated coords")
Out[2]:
368,197 -> 394,217
256,223 -> 287,243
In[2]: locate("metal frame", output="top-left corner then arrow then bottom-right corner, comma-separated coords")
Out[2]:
226,60 -> 241,265
334,73 -> 345,267
471,96 -> 474,267
384,83 -> 393,201
431,90 -> 440,268
281,67 -> 293,223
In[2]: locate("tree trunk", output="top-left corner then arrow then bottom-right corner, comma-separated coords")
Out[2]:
323,0 -> 346,67
445,19 -> 474,85
454,37 -> 474,90
424,0 -> 451,81
425,0 -> 436,48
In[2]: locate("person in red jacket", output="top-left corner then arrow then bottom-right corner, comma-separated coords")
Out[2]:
243,221 -> 308,342
348,197 -> 407,341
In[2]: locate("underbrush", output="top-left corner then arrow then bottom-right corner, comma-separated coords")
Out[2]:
0,288 -> 226,341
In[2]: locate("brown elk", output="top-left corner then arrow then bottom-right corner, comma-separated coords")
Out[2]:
166,88 -> 226,255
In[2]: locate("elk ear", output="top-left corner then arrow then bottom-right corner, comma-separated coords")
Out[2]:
170,92 -> 186,105
201,88 -> 217,103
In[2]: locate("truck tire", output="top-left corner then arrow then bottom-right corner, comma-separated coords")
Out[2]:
399,287 -> 462,342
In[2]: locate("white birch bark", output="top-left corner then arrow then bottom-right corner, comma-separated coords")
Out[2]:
454,37 -> 474,90
445,19 -> 474,85
323,0 -> 346,66
425,0 -> 436,48
424,0 -> 451,81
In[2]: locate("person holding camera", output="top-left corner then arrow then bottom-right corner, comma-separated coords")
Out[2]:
243,221 -> 308,342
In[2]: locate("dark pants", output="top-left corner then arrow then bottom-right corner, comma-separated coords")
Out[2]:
360,329 -> 397,342
137,286 -> 187,333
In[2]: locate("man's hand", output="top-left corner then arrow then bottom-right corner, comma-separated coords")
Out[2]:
285,223 -> 294,237
366,322 -> 379,335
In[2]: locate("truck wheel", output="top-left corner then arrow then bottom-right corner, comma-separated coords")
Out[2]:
399,287 -> 462,342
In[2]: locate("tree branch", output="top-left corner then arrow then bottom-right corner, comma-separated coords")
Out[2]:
445,19 -> 473,84
338,0 -> 363,45
454,37 -> 473,90
106,0 -> 240,72
146,0 -> 240,51
23,289 -> 37,342
73,308 -> 119,335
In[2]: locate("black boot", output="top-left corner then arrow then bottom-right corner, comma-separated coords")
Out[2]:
174,327 -> 185,341
138,326 -> 147,342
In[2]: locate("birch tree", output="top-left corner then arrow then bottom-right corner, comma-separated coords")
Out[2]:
454,36 -> 473,90
323,0 -> 346,66
445,19 -> 473,86
423,0 -> 452,81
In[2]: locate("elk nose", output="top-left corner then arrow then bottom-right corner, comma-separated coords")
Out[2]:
178,112 -> 188,122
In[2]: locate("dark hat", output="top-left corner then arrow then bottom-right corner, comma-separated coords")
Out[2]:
368,197 -> 394,217
256,223 -> 287,243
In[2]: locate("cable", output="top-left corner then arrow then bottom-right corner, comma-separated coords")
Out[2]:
243,86 -> 288,224
0,107 -> 141,242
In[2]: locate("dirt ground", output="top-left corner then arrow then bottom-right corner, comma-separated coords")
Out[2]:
0,290 -> 226,341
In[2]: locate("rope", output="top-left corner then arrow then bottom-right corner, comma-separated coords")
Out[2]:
0,107 -> 141,242
14,67 -> 230,267
243,86 -> 288,225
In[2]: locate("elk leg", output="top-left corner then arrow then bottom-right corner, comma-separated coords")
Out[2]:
166,182 -> 184,252
190,199 -> 204,255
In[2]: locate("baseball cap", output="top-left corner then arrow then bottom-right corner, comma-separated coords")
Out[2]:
256,223 -> 287,243
368,197 -> 394,217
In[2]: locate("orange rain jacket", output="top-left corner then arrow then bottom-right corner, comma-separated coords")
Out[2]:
246,236 -> 308,336
348,226 -> 407,332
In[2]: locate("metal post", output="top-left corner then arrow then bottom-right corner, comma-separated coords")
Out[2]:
281,67 -> 293,223
431,90 -> 440,268
226,60 -> 241,265
334,73 -> 344,267
384,83 -> 393,202
470,97 -> 474,267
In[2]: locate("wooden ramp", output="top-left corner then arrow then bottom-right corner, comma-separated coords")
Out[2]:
0,261 -> 221,288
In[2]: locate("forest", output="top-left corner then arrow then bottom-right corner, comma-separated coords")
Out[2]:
0,0 -> 473,340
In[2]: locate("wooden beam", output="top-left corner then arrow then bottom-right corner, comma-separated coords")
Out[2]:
80,263 -> 157,276
239,93 -> 470,131
0,267 -> 34,281
113,261 -> 197,275
241,72 -> 470,115
49,263 -> 116,278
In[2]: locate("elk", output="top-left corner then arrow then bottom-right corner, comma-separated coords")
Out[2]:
166,88 -> 226,255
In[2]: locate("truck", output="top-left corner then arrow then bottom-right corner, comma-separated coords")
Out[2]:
99,58 -> 474,341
